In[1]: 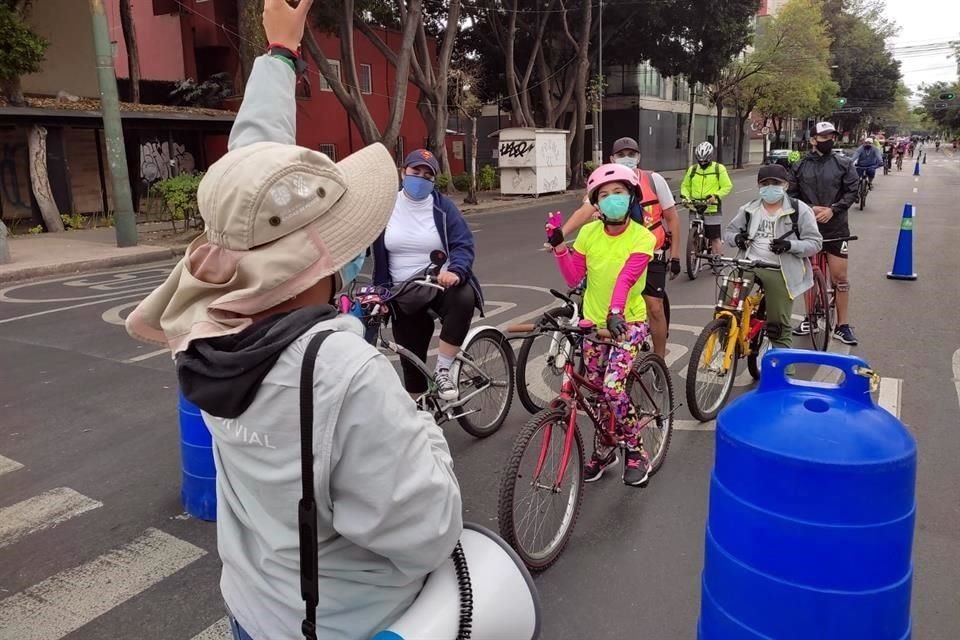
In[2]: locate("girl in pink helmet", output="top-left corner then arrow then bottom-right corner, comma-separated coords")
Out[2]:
546,163 -> 658,486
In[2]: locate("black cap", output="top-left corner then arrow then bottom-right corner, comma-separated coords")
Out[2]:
757,164 -> 791,183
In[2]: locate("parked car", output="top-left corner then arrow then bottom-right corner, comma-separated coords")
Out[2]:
765,149 -> 792,167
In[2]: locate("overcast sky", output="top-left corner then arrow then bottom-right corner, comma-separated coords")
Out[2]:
883,0 -> 959,95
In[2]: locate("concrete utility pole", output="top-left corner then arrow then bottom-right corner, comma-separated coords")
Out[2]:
89,0 -> 137,247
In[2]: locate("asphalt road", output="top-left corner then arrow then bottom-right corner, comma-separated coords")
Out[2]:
1,154 -> 958,639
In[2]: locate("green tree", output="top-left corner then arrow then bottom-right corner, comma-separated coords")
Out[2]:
633,0 -> 760,162
755,0 -> 835,146
0,1 -> 47,107
822,0 -> 902,134
917,81 -> 960,135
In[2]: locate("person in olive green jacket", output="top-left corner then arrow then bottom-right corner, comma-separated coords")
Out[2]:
680,141 -> 733,257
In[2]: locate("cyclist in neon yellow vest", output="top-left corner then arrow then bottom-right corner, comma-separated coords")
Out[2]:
680,142 -> 733,257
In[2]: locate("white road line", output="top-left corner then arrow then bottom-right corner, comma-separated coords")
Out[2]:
0,488 -> 102,550
877,377 -> 902,419
0,528 -> 206,640
0,293 -> 145,325
122,349 -> 171,364
192,617 -> 231,640
913,187 -> 918,193
0,455 -> 24,477
952,349 -> 960,410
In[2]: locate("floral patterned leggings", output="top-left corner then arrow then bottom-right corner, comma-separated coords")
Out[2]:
582,321 -> 650,450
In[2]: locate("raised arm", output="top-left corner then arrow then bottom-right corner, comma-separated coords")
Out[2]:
227,0 -> 313,150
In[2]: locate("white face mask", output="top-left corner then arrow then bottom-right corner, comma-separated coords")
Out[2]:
614,156 -> 639,170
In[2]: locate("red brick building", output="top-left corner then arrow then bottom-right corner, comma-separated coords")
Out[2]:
140,0 -> 463,170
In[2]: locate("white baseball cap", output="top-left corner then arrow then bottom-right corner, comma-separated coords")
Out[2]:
814,121 -> 837,135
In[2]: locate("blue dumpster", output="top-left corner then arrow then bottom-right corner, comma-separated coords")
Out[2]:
178,391 -> 217,521
699,350 -> 916,639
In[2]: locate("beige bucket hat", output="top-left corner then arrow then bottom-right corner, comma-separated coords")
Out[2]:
126,141 -> 398,353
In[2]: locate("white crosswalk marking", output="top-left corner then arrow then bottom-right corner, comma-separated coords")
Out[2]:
0,455 -> 24,477
0,487 -> 102,550
192,616 -> 231,640
0,528 -> 206,640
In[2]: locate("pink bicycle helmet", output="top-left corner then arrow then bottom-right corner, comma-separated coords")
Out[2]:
586,163 -> 639,204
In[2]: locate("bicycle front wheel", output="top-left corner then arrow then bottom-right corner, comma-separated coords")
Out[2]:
516,308 -> 575,414
686,227 -> 703,279
498,409 -> 585,571
627,353 -> 674,474
859,182 -> 867,210
456,328 -> 515,438
806,271 -> 831,352
686,317 -> 740,422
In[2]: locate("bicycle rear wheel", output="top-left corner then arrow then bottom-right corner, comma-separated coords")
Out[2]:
859,181 -> 867,210
456,328 -> 515,438
516,308 -> 575,414
498,409 -> 585,571
686,227 -> 703,280
626,353 -> 674,474
806,271 -> 831,351
685,317 -> 739,422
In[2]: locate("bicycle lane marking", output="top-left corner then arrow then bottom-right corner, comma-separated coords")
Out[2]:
953,348 -> 960,411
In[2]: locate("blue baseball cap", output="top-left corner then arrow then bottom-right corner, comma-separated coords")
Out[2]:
403,149 -> 440,175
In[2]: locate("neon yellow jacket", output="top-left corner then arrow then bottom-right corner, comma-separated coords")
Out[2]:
680,161 -> 733,214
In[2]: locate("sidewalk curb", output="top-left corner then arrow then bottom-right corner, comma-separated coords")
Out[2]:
459,192 -> 573,216
0,247 -> 179,285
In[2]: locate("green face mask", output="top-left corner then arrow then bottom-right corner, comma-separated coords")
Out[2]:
599,193 -> 631,221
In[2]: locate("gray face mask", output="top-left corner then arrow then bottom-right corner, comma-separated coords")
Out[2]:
615,156 -> 639,170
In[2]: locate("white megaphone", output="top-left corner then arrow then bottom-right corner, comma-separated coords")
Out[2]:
371,523 -> 541,640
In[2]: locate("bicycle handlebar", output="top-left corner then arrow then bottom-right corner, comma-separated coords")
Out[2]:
700,254 -> 781,270
506,323 -> 614,341
822,236 -> 858,243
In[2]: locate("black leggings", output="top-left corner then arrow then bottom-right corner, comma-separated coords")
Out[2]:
391,283 -> 477,393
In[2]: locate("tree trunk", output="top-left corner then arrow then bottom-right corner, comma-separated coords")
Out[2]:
1,76 -> 26,107
27,126 -> 65,233
567,0 -> 592,189
686,85 -> 696,166
0,219 -> 11,264
735,112 -> 749,169
715,100 -> 724,164
466,116 -> 479,205
773,116 -> 784,147
119,0 -> 140,103
237,0 -> 266,90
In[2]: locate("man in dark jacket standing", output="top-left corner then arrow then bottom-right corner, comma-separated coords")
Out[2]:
789,121 -> 860,346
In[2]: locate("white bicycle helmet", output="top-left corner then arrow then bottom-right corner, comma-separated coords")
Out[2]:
695,141 -> 715,163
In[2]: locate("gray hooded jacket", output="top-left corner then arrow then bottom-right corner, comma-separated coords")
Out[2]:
724,197 -> 823,299
192,56 -> 462,640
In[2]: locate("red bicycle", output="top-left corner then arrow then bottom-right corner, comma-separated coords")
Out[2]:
802,236 -> 857,351
499,306 -> 675,571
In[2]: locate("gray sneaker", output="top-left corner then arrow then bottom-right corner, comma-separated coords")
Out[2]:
434,368 -> 458,401
792,320 -> 811,336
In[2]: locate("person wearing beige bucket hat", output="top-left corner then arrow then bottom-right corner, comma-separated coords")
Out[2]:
125,2 -> 462,639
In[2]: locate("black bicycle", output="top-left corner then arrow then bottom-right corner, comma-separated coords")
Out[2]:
681,198 -> 718,280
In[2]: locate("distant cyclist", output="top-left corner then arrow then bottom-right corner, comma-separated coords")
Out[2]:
850,137 -> 883,189
882,139 -> 895,170
680,141 -> 733,257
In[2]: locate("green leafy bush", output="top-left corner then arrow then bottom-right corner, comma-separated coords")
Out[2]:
152,173 -> 204,232
478,164 -> 497,191
452,173 -> 473,192
435,173 -> 450,193
60,213 -> 86,230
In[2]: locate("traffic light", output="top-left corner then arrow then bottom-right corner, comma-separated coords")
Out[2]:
836,97 -> 848,107
939,92 -> 957,101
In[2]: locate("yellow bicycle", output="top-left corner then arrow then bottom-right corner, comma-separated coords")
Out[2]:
685,255 -> 779,422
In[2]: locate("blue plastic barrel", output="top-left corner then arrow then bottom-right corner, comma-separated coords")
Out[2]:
699,350 -> 916,640
178,391 -> 217,521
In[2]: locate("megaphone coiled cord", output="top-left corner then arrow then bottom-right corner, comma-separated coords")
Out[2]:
451,541 -> 474,639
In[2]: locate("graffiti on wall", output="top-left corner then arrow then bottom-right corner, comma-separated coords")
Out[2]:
540,138 -> 561,166
0,143 -> 28,209
499,140 -> 535,159
140,141 -> 196,183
